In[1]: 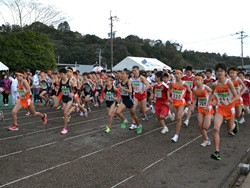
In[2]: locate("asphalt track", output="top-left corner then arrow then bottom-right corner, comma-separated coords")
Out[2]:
0,105 -> 249,188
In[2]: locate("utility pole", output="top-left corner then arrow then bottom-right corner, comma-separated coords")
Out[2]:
96,49 -> 102,66
235,30 -> 248,68
109,11 -> 118,71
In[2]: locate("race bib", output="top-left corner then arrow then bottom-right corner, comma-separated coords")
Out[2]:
198,97 -> 207,107
62,87 -> 70,96
185,81 -> 193,88
41,83 -> 47,89
172,90 -> 182,100
132,81 -> 140,92
217,92 -> 231,105
105,92 -> 114,101
155,89 -> 162,98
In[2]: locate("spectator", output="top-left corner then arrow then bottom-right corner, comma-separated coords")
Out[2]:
1,74 -> 12,106
33,70 -> 40,103
9,73 -> 19,105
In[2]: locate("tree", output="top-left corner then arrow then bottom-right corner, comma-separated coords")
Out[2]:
0,0 -> 66,29
0,30 -> 56,71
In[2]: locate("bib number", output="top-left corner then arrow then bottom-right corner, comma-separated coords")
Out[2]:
172,90 -> 182,100
198,98 -> 207,107
155,89 -> 162,98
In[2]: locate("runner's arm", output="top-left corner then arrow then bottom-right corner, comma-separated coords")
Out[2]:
239,79 -> 247,95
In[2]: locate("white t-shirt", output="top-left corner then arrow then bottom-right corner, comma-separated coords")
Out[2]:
10,77 -> 18,91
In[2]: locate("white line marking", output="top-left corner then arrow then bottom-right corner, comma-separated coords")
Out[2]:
26,142 -> 58,151
0,149 -> 103,188
110,175 -> 135,188
142,158 -> 164,172
0,134 -> 23,141
63,129 -> 103,141
0,151 -> 22,159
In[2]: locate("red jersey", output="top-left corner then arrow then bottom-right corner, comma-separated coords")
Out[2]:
182,74 -> 195,89
153,82 -> 168,104
242,79 -> 250,95
203,77 -> 216,88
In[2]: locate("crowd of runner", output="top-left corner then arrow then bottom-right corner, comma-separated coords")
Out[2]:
0,63 -> 250,161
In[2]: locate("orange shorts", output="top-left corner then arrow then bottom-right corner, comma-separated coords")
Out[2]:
216,105 -> 235,120
173,99 -> 186,108
198,106 -> 214,116
57,92 -> 63,100
234,97 -> 243,107
19,98 -> 32,109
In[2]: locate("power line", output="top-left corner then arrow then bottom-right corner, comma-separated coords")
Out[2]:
109,11 -> 118,71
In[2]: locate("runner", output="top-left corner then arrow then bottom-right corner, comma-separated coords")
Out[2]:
203,69 -> 216,88
207,63 -> 240,160
9,70 -> 47,131
93,73 -> 103,107
130,66 -> 151,123
238,71 -> 250,123
168,70 -> 192,142
229,67 -> 247,124
115,70 -> 142,133
151,71 -> 170,134
100,77 -> 121,133
182,66 -> 195,127
193,74 -> 214,147
57,67 -> 78,134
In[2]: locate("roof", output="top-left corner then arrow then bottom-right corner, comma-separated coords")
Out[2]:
113,56 -> 171,71
0,62 -> 9,71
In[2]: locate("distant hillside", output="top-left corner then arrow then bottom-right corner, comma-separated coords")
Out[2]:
1,22 -> 249,71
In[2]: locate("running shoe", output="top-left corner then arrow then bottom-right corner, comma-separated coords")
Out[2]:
161,126 -> 169,134
184,107 -> 189,114
150,105 -> 155,114
105,126 -> 111,133
26,111 -> 30,116
61,128 -> 68,134
0,110 -> 4,121
9,125 -> 19,131
129,123 -> 137,130
183,119 -> 189,127
42,114 -> 47,125
121,119 -> 128,129
62,115 -> 71,123
170,113 -> 175,121
56,105 -> 62,110
201,139 -> 211,147
233,119 -> 239,134
211,152 -> 221,160
142,115 -> 148,121
136,124 -> 142,134
87,108 -> 91,112
239,117 -> 245,124
172,134 -> 179,143
80,111 -> 84,116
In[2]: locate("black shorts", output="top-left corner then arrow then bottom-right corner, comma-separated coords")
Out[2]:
122,97 -> 134,109
106,101 -> 116,108
62,96 -> 73,103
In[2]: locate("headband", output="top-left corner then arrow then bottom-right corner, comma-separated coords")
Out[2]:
229,70 -> 237,73
195,76 -> 203,80
175,70 -> 182,73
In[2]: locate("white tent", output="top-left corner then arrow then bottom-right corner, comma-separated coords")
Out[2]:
113,56 -> 171,71
0,62 -> 9,71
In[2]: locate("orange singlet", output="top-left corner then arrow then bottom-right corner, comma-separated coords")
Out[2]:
231,77 -> 243,107
193,85 -> 214,116
171,81 -> 186,108
18,81 -> 32,108
214,79 -> 235,120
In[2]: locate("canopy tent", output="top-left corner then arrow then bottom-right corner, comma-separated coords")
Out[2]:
113,56 -> 171,71
0,62 -> 9,71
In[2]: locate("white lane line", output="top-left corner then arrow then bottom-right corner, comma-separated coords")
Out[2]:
0,114 -> 197,187
0,134 -> 23,141
0,151 -> 22,159
142,158 -> 164,172
26,142 -> 58,151
0,108 -> 106,130
110,175 -> 135,188
63,129 -> 103,141
0,149 -> 103,188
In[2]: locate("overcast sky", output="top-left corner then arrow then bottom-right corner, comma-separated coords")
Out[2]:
2,0 -> 250,58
